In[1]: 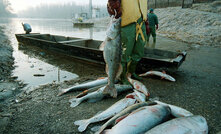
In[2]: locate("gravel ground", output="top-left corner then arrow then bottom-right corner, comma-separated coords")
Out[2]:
0,26 -> 23,133
155,6 -> 221,47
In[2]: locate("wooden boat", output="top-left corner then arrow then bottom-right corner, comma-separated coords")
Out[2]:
15,33 -> 187,72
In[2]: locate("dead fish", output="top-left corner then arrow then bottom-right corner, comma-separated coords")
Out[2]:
139,71 -> 176,82
145,115 -> 208,134
103,16 -> 122,98
69,84 -> 133,108
75,85 -> 105,98
74,97 -> 136,132
133,90 -> 146,103
96,101 -> 157,134
58,77 -> 108,96
154,100 -> 193,118
103,104 -> 171,134
128,75 -> 150,97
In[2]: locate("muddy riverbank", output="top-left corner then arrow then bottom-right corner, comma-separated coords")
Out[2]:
1,32 -> 220,134
0,26 -> 25,133
0,3 -> 221,133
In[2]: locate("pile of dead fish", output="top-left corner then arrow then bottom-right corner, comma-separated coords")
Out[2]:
57,16 -> 208,133
58,72 -> 208,134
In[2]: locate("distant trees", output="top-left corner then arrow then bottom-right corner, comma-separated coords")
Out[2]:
0,0 -> 15,17
17,2 -> 108,19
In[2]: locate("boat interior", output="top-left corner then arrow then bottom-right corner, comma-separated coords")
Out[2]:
17,33 -> 183,61
19,33 -> 102,49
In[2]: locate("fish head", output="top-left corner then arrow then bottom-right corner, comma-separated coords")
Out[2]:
167,76 -> 176,82
134,83 -> 150,98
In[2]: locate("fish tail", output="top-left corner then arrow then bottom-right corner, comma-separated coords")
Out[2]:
103,85 -> 117,98
69,98 -> 81,107
74,119 -> 90,132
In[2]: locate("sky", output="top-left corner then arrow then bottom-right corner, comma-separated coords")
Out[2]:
9,0 -> 107,13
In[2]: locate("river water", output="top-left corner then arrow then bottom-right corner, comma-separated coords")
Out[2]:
0,18 -> 107,87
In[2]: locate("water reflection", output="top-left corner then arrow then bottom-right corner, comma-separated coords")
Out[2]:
0,18 -> 107,87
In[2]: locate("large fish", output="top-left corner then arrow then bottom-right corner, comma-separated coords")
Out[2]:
103,104 -> 171,134
154,100 -> 193,118
96,101 -> 157,134
58,77 -> 108,96
69,84 -> 133,107
74,97 -> 136,132
139,71 -> 176,82
128,75 -> 150,97
102,16 -> 122,98
145,115 -> 208,134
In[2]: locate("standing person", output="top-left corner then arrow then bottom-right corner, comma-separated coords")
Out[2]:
120,0 -> 148,84
146,8 -> 158,48
107,0 -> 147,85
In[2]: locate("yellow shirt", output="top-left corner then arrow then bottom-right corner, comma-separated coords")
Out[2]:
121,0 -> 147,27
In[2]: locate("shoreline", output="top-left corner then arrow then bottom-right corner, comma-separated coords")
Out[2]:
0,3 -> 221,133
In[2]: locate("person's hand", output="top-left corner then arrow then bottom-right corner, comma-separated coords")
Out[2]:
156,24 -> 159,30
107,0 -> 121,19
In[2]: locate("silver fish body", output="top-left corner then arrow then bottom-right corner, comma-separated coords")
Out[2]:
145,115 -> 208,134
74,97 -> 136,132
58,77 -> 108,96
96,101 -> 157,134
155,100 -> 193,117
69,84 -> 133,107
128,76 -> 150,97
103,17 -> 121,98
104,104 -> 171,134
139,71 -> 176,82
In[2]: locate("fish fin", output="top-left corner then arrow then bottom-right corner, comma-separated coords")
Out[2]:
74,119 -> 90,132
69,98 -> 81,107
105,64 -> 109,75
88,97 -> 103,103
103,85 -> 117,98
99,41 -> 105,51
116,64 -> 122,79
69,97 -> 76,102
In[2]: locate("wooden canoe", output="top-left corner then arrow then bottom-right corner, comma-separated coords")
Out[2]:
15,33 -> 187,72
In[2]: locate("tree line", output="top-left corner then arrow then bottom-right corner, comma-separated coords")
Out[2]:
17,2 -> 108,19
0,0 -> 16,17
